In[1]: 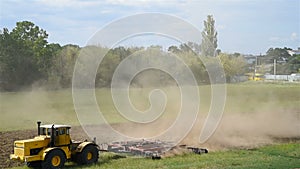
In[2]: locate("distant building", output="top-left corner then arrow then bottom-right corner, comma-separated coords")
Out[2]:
243,54 -> 257,64
264,73 -> 300,82
287,47 -> 300,56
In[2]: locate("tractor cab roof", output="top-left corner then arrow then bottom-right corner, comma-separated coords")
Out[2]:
40,124 -> 71,129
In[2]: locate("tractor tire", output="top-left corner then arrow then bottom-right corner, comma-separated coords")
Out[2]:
76,145 -> 99,165
41,149 -> 66,169
26,161 -> 41,168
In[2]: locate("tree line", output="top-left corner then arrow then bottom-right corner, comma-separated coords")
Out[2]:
1,18 -> 298,91
261,47 -> 300,74
0,22 -> 245,91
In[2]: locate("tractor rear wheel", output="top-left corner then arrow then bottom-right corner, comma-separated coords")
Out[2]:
42,149 -> 66,169
77,145 -> 99,165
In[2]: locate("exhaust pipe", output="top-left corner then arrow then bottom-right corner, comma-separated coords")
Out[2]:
50,124 -> 55,147
37,121 -> 41,135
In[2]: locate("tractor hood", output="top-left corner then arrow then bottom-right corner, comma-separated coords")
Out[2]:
14,136 -> 50,149
11,136 -> 50,162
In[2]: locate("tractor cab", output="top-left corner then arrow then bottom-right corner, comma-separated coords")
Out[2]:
38,122 -> 71,147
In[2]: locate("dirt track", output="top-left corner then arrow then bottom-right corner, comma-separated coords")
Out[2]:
0,130 -> 34,168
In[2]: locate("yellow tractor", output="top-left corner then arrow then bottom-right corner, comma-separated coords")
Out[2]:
10,121 -> 99,169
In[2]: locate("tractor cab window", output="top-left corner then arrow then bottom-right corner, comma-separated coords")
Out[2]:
56,129 -> 59,136
40,128 -> 47,135
59,128 -> 66,135
66,128 -> 70,135
46,128 -> 58,136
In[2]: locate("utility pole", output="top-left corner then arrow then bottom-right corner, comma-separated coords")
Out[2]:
253,56 -> 258,80
274,59 -> 276,81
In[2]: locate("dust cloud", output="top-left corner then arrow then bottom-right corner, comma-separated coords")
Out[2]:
0,88 -> 77,131
2,83 -> 299,151
104,84 -> 300,151
110,101 -> 299,151
182,110 -> 299,151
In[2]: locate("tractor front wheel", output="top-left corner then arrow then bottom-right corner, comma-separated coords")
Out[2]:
42,150 -> 66,169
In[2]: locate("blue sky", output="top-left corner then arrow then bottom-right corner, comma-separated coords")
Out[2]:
0,0 -> 299,55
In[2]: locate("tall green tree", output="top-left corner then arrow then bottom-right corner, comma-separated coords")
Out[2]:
218,53 -> 247,82
12,21 -> 50,75
288,54 -> 300,73
266,47 -> 291,62
266,47 -> 299,74
0,25 -> 40,90
201,15 -> 218,57
0,21 -> 56,90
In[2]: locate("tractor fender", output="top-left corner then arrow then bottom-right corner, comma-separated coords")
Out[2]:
76,142 -> 98,153
42,147 -> 66,160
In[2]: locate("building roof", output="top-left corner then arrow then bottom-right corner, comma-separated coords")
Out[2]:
287,49 -> 300,56
40,124 -> 71,129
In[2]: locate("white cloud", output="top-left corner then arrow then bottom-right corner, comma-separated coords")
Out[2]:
217,24 -> 226,30
101,10 -> 114,14
104,0 -> 186,7
37,0 -> 184,9
269,36 -> 280,42
37,0 -> 103,8
269,32 -> 299,43
290,32 -> 298,41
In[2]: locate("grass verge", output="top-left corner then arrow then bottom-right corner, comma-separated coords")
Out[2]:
10,142 -> 300,169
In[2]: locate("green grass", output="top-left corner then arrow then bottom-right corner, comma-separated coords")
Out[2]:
10,143 -> 300,169
1,83 -> 299,131
0,89 -> 78,131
